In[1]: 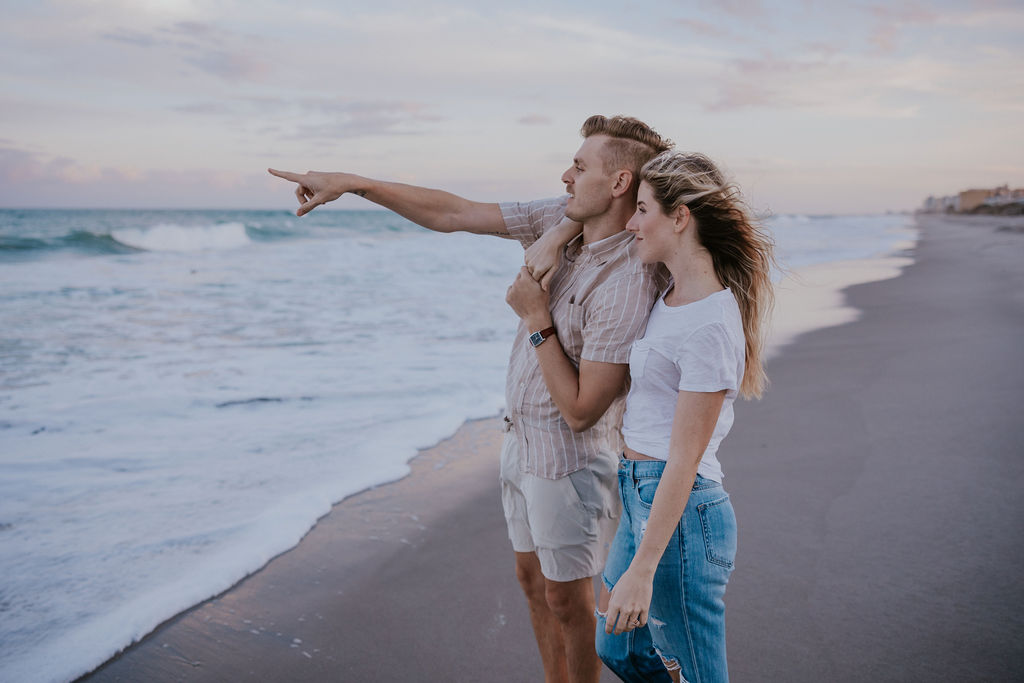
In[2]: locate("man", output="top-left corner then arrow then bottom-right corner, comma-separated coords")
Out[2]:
269,115 -> 672,683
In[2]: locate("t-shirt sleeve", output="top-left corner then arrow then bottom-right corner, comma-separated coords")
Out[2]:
499,196 -> 569,249
676,322 -> 741,393
581,273 -> 658,364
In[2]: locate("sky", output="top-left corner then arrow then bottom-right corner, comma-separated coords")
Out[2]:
1,0 -> 1022,214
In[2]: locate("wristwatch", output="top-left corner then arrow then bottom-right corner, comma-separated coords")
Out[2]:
529,326 -> 556,348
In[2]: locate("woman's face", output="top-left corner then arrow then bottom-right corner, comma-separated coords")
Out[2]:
626,181 -> 676,264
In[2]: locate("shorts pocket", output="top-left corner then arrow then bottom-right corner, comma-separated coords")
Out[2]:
697,495 -> 737,569
566,467 -> 599,515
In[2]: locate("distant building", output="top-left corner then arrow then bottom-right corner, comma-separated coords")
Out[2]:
959,188 -> 995,212
920,194 -> 959,213
921,184 -> 1024,214
983,185 -> 1024,206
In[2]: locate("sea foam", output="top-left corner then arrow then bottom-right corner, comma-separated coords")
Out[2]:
110,222 -> 251,252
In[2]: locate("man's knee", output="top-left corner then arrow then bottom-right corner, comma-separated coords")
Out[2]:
543,578 -> 592,622
514,553 -> 546,600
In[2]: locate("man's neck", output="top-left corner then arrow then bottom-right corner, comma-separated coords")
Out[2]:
581,204 -> 633,244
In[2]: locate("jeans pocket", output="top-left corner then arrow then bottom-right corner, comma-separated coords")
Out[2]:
697,495 -> 737,569
635,476 -> 659,509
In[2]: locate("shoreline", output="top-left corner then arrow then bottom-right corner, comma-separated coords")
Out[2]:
767,252 -> 913,359
79,415 -> 522,682
74,220 -> 929,682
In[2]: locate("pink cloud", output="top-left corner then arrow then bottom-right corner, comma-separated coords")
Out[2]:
0,144 -> 273,208
675,18 -> 734,40
867,2 -> 939,53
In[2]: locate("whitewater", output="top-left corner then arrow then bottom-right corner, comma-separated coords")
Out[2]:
0,207 -> 916,682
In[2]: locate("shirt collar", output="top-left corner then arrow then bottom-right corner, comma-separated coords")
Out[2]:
565,229 -> 633,265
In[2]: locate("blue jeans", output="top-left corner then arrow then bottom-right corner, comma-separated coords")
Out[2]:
597,459 -> 737,683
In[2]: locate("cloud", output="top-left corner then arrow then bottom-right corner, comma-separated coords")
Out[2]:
97,19 -> 271,82
289,101 -> 443,139
867,2 -> 939,53
0,142 -> 272,207
99,28 -> 158,47
172,102 -> 236,115
168,96 -> 443,138
518,114 -> 552,126
675,18 -> 735,40
703,48 -> 1005,118
0,145 -> 109,185
183,49 -> 268,80
700,0 -> 766,18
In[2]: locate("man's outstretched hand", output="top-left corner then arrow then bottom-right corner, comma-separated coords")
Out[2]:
268,169 -> 362,216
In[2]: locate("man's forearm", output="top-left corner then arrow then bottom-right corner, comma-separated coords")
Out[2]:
527,316 -> 627,433
345,176 -> 507,236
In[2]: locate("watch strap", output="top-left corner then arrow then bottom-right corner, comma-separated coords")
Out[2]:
529,326 -> 557,348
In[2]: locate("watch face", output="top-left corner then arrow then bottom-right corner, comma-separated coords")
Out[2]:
529,331 -> 543,347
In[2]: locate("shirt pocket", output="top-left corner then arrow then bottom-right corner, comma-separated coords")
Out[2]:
559,301 -> 586,364
628,340 -> 650,380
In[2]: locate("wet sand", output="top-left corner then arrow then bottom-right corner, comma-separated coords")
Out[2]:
81,214 -> 1024,682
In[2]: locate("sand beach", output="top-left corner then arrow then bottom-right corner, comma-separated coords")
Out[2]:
80,213 -> 1024,682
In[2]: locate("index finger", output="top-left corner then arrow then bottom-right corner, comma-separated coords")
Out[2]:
267,168 -> 303,182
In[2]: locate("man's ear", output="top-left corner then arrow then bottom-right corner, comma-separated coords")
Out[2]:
610,170 -> 633,198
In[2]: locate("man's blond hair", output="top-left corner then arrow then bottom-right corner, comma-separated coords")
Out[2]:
580,115 -> 674,186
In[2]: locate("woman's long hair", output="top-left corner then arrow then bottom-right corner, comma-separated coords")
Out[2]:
641,151 -> 776,399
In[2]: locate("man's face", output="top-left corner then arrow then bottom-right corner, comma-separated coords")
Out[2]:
561,135 -> 617,222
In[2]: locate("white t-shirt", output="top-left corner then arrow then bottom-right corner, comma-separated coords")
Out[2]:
621,288 -> 745,482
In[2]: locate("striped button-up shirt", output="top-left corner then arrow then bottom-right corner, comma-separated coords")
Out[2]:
501,196 -> 663,479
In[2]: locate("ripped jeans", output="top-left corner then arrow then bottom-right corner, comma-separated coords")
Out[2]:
597,459 -> 736,683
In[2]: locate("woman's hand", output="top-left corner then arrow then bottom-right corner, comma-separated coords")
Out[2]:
524,219 -> 582,290
506,267 -> 552,330
604,565 -> 654,635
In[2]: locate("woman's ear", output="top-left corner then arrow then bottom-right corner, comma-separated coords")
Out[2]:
673,205 -> 691,233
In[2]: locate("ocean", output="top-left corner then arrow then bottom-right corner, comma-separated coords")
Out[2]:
0,206 -> 915,682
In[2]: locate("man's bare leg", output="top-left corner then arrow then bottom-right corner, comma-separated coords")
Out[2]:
514,551 -> 601,682
515,552 -> 569,682
544,573 -> 601,683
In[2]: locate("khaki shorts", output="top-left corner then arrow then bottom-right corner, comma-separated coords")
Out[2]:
499,429 -> 621,583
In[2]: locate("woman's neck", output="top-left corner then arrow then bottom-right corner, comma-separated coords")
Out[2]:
663,249 -> 723,307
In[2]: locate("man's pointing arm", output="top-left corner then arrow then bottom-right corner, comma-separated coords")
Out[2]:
267,168 -> 509,237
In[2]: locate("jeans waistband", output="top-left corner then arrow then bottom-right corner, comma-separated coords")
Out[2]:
618,457 -> 721,490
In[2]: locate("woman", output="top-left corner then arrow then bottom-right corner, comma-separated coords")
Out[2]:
520,150 -> 774,682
